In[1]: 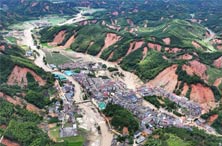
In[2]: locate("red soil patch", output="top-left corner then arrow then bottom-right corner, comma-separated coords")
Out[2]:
126,42 -> 134,56
208,114 -> 218,125
168,48 -> 181,53
192,41 -> 202,49
91,20 -> 97,24
63,35 -> 75,49
147,65 -> 178,92
26,104 -> 40,114
0,45 -> 5,52
151,37 -> 156,41
147,43 -> 161,52
214,78 -> 222,87
107,52 -> 114,61
98,33 -> 121,57
31,2 -> 38,7
89,41 -> 94,47
7,65 -> 46,87
191,19 -> 198,23
6,96 -> 22,106
0,125 -> 7,129
129,28 -> 135,33
0,92 -> 23,106
153,135 -> 160,139
212,39 -> 222,44
127,19 -> 134,27
217,45 -> 222,50
0,92 -> 40,114
79,20 -> 88,26
122,127 -> 129,135
181,83 -> 189,96
51,30 -> 66,46
112,11 -> 119,16
111,19 -> 117,25
190,83 -> 215,111
1,138 -> 20,146
133,9 -> 138,13
213,56 -> 222,68
106,24 -> 121,31
162,56 -> 169,60
142,47 -> 148,60
205,31 -> 211,38
162,38 -> 171,45
165,47 -> 170,51
182,60 -> 208,80
178,54 -> 193,60
45,5 -> 49,11
126,41 -> 144,56
134,41 -> 144,50
0,92 -> 3,97
192,52 -> 199,57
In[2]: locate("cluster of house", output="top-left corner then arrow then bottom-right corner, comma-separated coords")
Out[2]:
56,60 -> 214,143
5,30 -> 24,42
58,61 -> 104,71
137,86 -> 202,117
62,82 -> 75,102
59,82 -> 78,138
110,90 -> 186,144
73,73 -> 127,101
48,82 -> 78,138
32,21 -> 50,28
71,72 -> 190,144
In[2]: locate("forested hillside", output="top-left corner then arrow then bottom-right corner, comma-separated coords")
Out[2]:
0,40 -> 59,145
38,0 -> 222,135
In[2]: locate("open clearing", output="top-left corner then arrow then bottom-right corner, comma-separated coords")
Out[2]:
167,134 -> 190,146
44,50 -> 72,66
5,36 -> 17,44
49,126 -> 84,146
9,15 -> 69,30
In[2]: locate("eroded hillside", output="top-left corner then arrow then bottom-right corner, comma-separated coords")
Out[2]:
0,41 -> 57,145
40,19 -> 222,112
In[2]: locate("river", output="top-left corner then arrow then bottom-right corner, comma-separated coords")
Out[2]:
19,23 -> 113,146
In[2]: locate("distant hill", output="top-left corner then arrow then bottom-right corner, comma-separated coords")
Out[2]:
1,0 -> 222,142
0,0 -> 79,29
40,8 -> 222,126
34,0 -> 222,136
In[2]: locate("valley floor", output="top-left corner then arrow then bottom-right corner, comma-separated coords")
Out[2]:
10,18 -> 222,146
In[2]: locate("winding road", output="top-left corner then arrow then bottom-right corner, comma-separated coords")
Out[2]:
17,18 -> 221,146
20,24 -> 113,146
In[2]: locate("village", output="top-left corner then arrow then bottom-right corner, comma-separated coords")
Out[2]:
4,18 -> 218,145
46,59 -> 216,144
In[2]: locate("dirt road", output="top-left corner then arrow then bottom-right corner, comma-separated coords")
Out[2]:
19,24 -> 113,146
53,72 -> 113,146
21,26 -> 51,72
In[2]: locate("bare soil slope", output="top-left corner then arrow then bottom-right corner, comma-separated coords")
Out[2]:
7,65 -> 46,87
